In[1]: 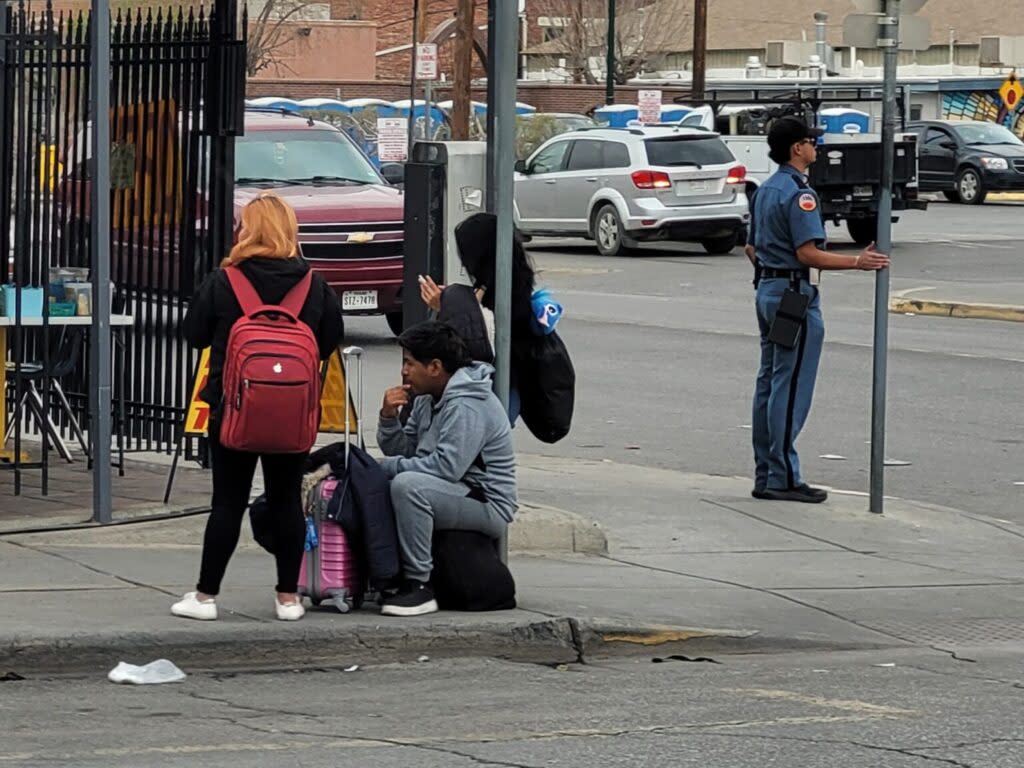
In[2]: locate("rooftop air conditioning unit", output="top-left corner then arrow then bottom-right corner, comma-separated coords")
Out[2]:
765,40 -> 835,72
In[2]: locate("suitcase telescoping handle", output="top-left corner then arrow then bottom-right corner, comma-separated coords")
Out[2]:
341,345 -> 364,467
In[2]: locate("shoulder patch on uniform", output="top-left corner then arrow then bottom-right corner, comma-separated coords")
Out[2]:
798,193 -> 817,212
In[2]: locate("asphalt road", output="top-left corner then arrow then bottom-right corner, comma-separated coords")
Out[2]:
5,649 -> 1023,767
341,199 -> 1023,523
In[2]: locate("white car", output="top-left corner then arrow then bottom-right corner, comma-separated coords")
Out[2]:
514,125 -> 750,256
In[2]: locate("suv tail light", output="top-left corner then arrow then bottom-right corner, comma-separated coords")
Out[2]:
631,170 -> 672,190
726,165 -> 747,185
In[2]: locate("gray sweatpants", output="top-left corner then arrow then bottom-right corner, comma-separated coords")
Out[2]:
390,472 -> 508,582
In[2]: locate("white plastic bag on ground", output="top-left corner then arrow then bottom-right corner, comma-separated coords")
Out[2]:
108,659 -> 187,685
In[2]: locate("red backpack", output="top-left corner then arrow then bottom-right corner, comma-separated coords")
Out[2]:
219,267 -> 322,454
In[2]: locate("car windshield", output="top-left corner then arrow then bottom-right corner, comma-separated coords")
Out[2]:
644,137 -> 734,167
953,123 -> 1024,146
235,129 -> 381,185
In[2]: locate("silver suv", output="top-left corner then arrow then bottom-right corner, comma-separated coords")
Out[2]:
514,125 -> 750,256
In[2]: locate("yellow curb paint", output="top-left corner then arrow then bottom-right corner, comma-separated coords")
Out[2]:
602,629 -> 715,645
889,299 -> 1024,323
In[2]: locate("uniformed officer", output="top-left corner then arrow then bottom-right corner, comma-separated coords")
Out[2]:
745,117 -> 890,503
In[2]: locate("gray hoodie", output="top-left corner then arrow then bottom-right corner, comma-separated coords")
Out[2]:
377,363 -> 518,522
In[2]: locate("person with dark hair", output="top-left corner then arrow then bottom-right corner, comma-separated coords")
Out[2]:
376,321 -> 517,616
418,212 -> 537,419
745,117 -> 889,504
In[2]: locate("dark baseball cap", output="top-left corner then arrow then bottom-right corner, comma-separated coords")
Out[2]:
767,117 -> 824,157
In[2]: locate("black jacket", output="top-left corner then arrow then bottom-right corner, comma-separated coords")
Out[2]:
183,257 -> 344,413
308,442 -> 402,591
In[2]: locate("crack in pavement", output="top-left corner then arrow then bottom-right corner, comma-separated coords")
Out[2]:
683,731 -> 982,767
600,553 -> 920,647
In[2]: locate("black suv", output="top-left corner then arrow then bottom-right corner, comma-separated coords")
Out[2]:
907,120 -> 1024,204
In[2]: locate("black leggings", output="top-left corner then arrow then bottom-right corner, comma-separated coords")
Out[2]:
197,425 -> 307,595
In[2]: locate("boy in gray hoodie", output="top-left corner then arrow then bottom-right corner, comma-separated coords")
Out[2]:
377,321 -> 518,616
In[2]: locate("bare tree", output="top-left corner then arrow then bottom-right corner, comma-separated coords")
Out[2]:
246,0 -> 326,77
531,0 -> 690,84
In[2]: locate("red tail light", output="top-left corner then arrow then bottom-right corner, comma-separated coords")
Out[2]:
631,170 -> 672,190
726,165 -> 747,185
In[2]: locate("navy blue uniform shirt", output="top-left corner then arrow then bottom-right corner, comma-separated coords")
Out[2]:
748,164 -> 826,271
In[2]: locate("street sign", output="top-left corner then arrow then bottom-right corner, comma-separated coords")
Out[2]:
415,43 -> 439,81
638,89 -> 662,123
377,117 -> 409,162
852,0 -> 928,12
1000,72 -> 1023,110
842,13 -> 930,51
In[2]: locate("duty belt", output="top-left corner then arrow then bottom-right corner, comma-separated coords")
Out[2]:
759,267 -> 809,281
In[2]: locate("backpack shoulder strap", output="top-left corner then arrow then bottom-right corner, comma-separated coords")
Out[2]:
224,267 -> 263,316
280,270 -> 314,317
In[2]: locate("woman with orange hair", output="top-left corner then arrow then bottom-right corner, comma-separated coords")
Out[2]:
173,194 -> 343,622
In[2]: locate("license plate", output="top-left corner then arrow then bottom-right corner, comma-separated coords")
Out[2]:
689,180 -> 709,191
342,290 -> 378,311
854,185 -> 873,197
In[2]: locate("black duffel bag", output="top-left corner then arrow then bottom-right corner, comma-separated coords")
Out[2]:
431,530 -> 516,612
514,330 -> 575,444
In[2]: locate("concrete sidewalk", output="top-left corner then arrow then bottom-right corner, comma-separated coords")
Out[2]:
3,453 -> 1024,675
890,282 -> 1024,322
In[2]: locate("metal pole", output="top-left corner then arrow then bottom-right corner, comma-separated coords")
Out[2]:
870,0 -> 900,514
424,81 -> 432,140
485,0 -> 496,212
605,0 -> 615,104
90,0 -> 112,523
815,11 -> 828,86
493,0 -> 517,562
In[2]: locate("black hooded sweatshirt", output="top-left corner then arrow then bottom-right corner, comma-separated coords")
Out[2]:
183,257 -> 344,416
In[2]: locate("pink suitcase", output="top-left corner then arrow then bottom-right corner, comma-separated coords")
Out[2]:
299,477 -> 362,612
298,347 -> 365,613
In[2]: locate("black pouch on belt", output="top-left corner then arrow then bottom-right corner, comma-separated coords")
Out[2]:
767,289 -> 810,349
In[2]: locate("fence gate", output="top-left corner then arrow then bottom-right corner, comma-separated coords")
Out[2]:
0,0 -> 245,453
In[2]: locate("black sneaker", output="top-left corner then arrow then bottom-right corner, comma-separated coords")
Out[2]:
761,485 -> 828,504
751,487 -> 771,500
380,581 -> 439,617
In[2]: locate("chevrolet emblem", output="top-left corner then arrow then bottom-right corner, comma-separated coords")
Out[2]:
348,232 -> 373,243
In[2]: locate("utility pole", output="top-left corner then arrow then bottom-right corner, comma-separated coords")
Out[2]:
691,0 -> 707,99
605,0 -> 616,104
416,0 -> 429,41
869,0 -> 900,514
408,0 -> 420,153
452,0 -> 475,140
814,11 -> 829,86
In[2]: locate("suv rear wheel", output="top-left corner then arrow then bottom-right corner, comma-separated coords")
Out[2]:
701,231 -> 740,255
593,204 -> 635,257
386,311 -> 404,336
846,216 -> 877,247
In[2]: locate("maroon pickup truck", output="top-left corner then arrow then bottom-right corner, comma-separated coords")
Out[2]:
58,110 -> 405,334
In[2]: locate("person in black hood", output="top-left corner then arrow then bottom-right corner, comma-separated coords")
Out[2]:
418,213 -> 536,420
172,193 -> 343,623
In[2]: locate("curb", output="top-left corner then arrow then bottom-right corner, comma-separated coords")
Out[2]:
889,298 -> 1024,323
0,616 -> 907,677
510,504 -> 609,555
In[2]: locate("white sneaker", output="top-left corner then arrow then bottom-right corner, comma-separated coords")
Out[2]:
275,599 -> 305,621
171,592 -> 218,621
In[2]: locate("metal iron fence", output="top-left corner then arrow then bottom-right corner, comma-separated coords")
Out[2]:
1,0 -> 244,457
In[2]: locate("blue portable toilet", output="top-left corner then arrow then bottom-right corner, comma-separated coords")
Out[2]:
248,96 -> 302,112
344,98 -> 396,117
819,108 -> 871,135
660,104 -> 691,122
594,104 -> 640,127
391,99 -> 447,127
436,99 -> 488,116
297,98 -> 352,114
516,102 -> 537,115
